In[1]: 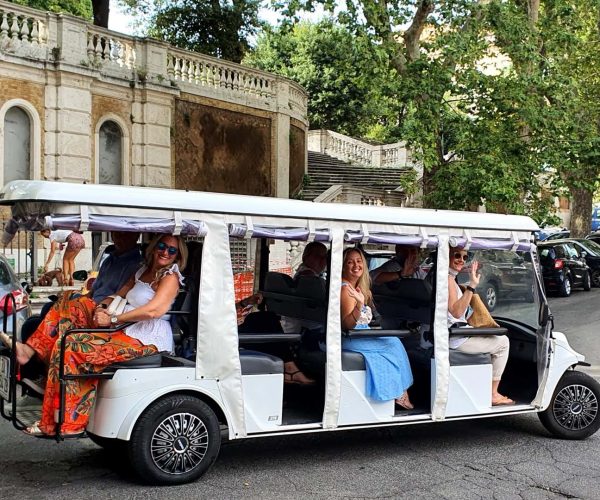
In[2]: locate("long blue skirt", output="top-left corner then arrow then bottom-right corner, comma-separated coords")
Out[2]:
342,336 -> 413,401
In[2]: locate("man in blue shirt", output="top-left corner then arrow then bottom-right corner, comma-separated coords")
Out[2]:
90,232 -> 142,303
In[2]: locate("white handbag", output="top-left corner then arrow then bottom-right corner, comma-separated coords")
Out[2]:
107,295 -> 128,316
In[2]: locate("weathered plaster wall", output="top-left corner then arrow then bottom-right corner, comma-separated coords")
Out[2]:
289,120 -> 306,197
173,97 -> 272,196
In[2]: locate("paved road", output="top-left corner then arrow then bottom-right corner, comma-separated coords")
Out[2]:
1,292 -> 599,499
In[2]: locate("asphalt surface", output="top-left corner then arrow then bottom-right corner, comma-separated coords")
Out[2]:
0,291 -> 599,499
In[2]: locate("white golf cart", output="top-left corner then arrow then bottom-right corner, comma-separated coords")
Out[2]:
0,180 -> 598,485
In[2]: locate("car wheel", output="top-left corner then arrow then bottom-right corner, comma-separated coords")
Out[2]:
583,271 -> 592,291
559,274 -> 571,297
539,371 -> 600,440
128,394 -> 221,485
482,282 -> 497,311
591,270 -> 600,288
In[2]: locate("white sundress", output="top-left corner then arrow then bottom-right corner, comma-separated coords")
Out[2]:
123,264 -> 185,353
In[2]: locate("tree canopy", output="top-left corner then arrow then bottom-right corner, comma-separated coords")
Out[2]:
9,0 -> 93,19
122,0 -> 263,62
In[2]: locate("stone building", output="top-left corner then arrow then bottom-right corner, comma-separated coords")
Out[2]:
0,1 -> 308,276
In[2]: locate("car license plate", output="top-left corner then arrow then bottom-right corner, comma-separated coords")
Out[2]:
0,356 -> 10,401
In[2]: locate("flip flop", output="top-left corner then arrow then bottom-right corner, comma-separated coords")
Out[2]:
395,393 -> 414,410
492,395 -> 515,406
284,370 -> 316,386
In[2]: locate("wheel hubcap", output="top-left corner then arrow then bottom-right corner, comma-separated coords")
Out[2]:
565,279 -> 571,294
151,412 -> 209,475
592,271 -> 600,287
486,287 -> 496,308
553,384 -> 598,431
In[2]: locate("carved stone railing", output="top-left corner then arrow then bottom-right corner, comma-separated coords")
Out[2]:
0,0 -> 307,118
0,2 -> 49,59
167,46 -> 276,100
86,25 -> 136,70
308,129 -> 410,168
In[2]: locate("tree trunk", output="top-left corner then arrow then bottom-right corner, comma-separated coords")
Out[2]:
92,0 -> 110,28
569,186 -> 593,238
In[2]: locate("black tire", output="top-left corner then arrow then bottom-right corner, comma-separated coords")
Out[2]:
481,282 -> 498,311
583,271 -> 592,291
87,432 -> 127,453
591,269 -> 600,288
539,371 -> 600,440
559,274 -> 572,297
128,394 -> 221,485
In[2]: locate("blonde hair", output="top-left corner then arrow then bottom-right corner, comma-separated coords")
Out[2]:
145,234 -> 188,283
342,248 -> 373,306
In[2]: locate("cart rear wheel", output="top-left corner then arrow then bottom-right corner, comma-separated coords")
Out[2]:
539,371 -> 600,439
128,394 -> 221,485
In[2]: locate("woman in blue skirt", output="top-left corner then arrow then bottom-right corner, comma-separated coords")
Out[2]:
340,248 -> 414,410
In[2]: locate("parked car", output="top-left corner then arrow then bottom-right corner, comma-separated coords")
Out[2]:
537,241 -> 591,296
456,250 -> 534,311
585,231 -> 600,246
0,254 -> 32,336
544,230 -> 570,241
555,238 -> 600,288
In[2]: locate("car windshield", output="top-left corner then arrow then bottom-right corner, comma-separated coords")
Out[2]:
576,239 -> 600,256
457,249 -> 539,329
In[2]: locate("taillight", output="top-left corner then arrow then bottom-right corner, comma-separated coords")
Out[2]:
554,259 -> 564,269
0,290 -> 27,314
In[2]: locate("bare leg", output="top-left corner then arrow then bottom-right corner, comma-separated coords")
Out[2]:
0,332 -> 36,365
492,380 -> 514,405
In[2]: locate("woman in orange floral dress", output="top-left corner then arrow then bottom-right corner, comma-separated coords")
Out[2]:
1,234 -> 188,436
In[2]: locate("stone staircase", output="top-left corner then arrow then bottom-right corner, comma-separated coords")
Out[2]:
301,151 -> 414,203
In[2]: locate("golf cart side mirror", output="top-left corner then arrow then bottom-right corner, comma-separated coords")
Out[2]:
72,270 -> 88,281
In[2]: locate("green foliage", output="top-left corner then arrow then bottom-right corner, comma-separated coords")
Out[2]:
9,0 -> 92,19
244,20 -> 397,138
123,0 -> 262,63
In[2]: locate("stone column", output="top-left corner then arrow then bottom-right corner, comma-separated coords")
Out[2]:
131,88 -> 175,187
273,79 -> 290,198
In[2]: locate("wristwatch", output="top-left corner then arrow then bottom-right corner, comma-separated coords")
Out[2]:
110,314 -> 119,325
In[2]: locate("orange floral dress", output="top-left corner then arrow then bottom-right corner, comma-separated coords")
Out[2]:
26,292 -> 157,435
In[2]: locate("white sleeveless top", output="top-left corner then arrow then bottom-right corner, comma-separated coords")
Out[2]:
447,278 -> 469,349
123,264 -> 184,353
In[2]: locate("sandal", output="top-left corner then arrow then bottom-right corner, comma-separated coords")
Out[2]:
23,421 -> 46,437
284,370 -> 315,386
492,395 -> 515,406
395,392 -> 414,410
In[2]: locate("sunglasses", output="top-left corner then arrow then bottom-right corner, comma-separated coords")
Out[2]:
156,241 -> 178,256
453,252 -> 468,261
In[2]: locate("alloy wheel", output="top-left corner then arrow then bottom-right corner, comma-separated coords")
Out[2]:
151,412 -> 209,475
553,384 -> 599,431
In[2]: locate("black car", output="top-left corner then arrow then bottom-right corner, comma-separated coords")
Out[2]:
555,238 -> 600,288
457,250 -> 534,311
537,240 -> 591,296
585,231 -> 600,246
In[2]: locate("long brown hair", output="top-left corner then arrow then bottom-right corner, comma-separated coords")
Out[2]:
342,247 -> 373,306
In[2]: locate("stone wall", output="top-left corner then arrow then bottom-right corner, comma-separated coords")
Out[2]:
173,97 -> 272,195
289,121 -> 306,197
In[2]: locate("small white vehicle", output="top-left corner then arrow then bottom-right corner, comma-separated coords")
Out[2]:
0,180 -> 598,485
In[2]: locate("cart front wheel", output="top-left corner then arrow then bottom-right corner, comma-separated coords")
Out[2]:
128,394 -> 221,485
539,371 -> 600,439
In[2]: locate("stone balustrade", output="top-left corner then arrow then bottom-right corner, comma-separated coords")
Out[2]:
0,0 -> 307,117
0,2 -> 49,59
308,129 -> 410,168
167,46 -> 275,101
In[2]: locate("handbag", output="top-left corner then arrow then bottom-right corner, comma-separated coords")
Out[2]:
460,285 -> 499,328
107,295 -> 128,316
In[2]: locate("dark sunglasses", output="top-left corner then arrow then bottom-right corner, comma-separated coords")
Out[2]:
156,241 -> 178,256
453,252 -> 468,261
